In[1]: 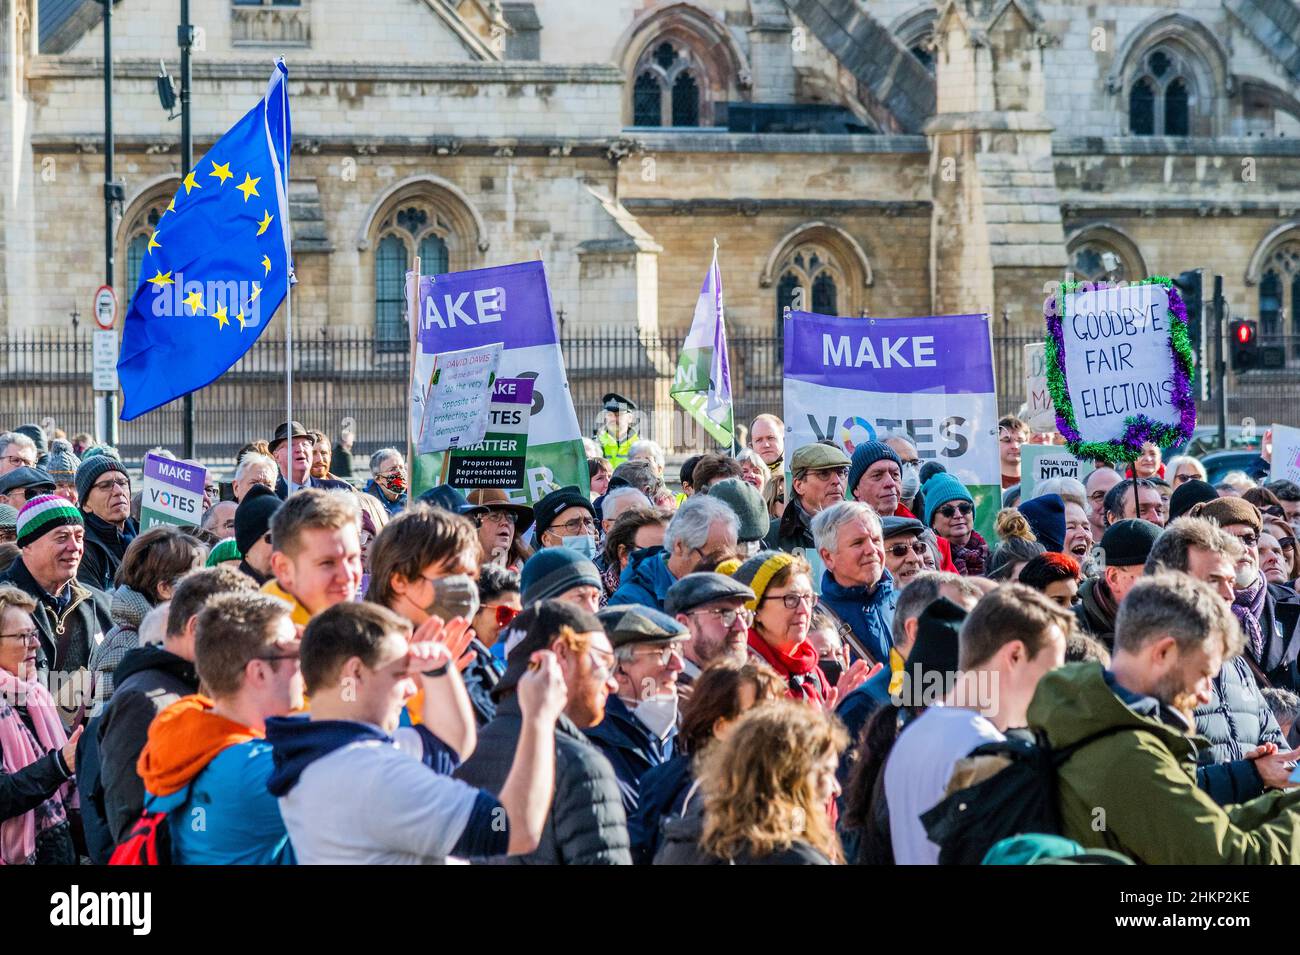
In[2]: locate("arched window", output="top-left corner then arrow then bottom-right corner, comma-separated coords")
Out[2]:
775,246 -> 846,323
633,72 -> 661,126
119,195 -> 173,302
910,42 -> 935,74
1129,80 -> 1155,136
1064,226 -> 1147,286
671,71 -> 700,126
372,202 -> 456,350
629,39 -> 710,127
1257,241 -> 1300,351
1127,47 -> 1198,136
375,236 -> 408,348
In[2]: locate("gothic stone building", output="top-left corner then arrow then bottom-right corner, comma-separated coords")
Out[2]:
3,0 -> 1300,444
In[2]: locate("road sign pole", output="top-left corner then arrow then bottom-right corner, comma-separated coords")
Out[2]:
1214,274 -> 1227,450
93,284 -> 120,447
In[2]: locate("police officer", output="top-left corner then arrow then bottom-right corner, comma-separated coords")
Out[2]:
596,393 -> 639,469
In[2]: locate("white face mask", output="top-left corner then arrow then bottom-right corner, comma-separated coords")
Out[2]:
561,533 -> 597,560
634,692 -> 679,740
900,463 -> 921,500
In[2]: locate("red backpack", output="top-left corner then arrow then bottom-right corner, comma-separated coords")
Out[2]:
108,811 -> 173,865
108,784 -> 192,866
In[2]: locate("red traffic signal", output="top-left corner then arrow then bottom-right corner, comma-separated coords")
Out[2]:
1230,319 -> 1259,370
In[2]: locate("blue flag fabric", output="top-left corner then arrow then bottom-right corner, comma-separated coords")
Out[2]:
118,62 -> 292,420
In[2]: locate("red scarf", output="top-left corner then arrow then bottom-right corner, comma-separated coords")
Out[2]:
747,629 -> 826,704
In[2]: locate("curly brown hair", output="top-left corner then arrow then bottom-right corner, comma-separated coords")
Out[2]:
698,700 -> 848,863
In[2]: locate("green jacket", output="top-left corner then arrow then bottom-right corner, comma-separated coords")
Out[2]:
1028,662 -> 1300,864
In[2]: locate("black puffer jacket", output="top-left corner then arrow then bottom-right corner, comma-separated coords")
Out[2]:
1193,657 -> 1285,806
454,694 -> 631,864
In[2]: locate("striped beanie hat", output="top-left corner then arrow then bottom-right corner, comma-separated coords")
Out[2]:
726,550 -> 797,611
17,495 -> 83,548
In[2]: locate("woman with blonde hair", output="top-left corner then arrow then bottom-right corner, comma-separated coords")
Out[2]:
690,701 -> 848,864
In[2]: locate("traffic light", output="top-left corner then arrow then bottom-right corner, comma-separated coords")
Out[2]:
1229,319 -> 1258,371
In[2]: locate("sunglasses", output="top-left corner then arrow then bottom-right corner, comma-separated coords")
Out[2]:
937,502 -> 974,519
491,604 -> 520,629
1280,536 -> 1297,551
887,541 -> 928,558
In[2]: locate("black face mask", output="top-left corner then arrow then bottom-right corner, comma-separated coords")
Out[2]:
818,659 -> 843,688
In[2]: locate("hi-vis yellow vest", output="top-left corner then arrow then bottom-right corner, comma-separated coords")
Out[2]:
598,429 -> 637,468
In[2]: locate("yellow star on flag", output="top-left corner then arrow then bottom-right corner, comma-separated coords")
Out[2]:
209,161 -> 233,185
182,170 -> 202,195
236,173 -> 261,202
146,269 -> 174,290
256,210 -> 274,236
165,198 -> 176,215
261,255 -> 272,275
235,309 -> 248,331
250,282 -> 263,302
147,230 -> 161,254
182,289 -> 205,314
213,304 -> 230,329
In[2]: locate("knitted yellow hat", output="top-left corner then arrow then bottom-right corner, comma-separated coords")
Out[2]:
728,550 -> 796,611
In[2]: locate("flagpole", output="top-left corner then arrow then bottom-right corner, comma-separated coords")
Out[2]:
407,256 -> 421,492
279,61 -> 295,497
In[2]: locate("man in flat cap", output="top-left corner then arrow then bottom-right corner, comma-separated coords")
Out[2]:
764,442 -> 851,554
595,393 -> 639,469
664,572 -> 754,685
585,604 -> 686,817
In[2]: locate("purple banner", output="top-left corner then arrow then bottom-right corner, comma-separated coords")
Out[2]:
143,453 -> 207,493
418,261 -> 557,354
493,377 -> 534,404
783,311 -> 995,394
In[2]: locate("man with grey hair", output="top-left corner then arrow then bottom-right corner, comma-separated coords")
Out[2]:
202,499 -> 237,538
609,494 -> 738,612
0,431 -> 38,477
812,501 -> 896,666
1145,517 -> 1297,805
1029,572 -> 1300,863
835,570 -> 985,747
363,447 -> 408,516
627,440 -> 665,477
232,452 -> 278,502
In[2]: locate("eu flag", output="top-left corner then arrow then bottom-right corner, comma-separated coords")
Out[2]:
118,61 -> 292,420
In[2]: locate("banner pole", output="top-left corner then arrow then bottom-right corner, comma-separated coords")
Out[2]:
407,256 -> 421,492
1132,461 -> 1140,518
279,62 -> 296,497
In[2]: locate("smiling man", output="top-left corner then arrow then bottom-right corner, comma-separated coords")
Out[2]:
812,501 -> 898,666
269,422 -> 353,500
261,488 -> 363,626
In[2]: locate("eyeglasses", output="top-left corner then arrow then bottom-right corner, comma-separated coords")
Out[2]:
204,484 -> 221,498
937,502 -> 974,519
1279,536 -> 1297,551
760,592 -> 816,610
629,641 -> 686,666
805,467 -> 849,482
887,541 -> 928,558
490,604 -> 520,628
688,607 -> 754,629
256,642 -> 301,663
587,648 -> 617,681
0,628 -> 39,644
1229,532 -> 1260,548
552,516 -> 595,535
1,455 -> 33,468
1173,473 -> 1199,485
92,476 -> 131,493
478,510 -> 518,527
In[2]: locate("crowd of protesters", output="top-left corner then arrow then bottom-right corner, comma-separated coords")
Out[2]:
4,402 -> 1300,867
